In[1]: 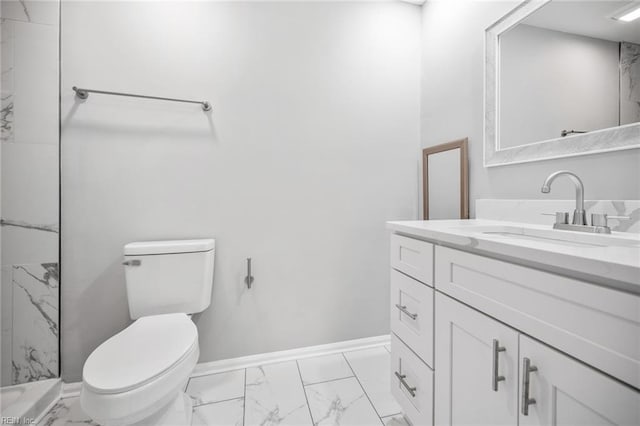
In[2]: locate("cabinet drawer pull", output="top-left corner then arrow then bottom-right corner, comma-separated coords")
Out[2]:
491,339 -> 506,391
395,304 -> 418,320
122,259 -> 141,266
521,357 -> 538,416
394,371 -> 417,397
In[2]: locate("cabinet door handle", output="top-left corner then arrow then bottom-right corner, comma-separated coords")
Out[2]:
492,339 -> 506,391
521,357 -> 538,416
394,371 -> 417,397
395,304 -> 418,320
122,259 -> 141,266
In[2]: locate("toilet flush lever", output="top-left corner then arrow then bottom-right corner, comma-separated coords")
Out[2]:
122,260 -> 141,266
245,258 -> 254,289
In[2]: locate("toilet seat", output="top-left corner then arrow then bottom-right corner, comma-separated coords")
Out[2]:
83,313 -> 198,394
81,313 -> 199,425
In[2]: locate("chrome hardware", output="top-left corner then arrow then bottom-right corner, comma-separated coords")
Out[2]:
492,339 -> 506,391
245,258 -> 254,289
72,86 -> 212,111
521,357 -> 538,416
541,171 -> 586,225
560,129 -> 587,137
122,259 -> 141,266
395,304 -> 418,320
394,371 -> 417,397
591,213 -> 630,230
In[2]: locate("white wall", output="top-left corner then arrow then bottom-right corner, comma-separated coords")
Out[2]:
500,24 -> 619,148
60,1 -> 421,381
421,0 -> 640,217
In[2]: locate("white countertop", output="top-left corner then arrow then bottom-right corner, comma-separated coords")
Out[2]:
387,219 -> 640,291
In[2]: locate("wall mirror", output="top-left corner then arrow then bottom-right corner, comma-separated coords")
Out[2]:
485,0 -> 640,167
423,138 -> 469,220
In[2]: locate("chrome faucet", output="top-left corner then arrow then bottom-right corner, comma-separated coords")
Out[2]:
540,171 -> 628,234
541,170 -> 587,225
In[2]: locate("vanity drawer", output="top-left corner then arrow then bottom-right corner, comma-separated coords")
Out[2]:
390,269 -> 434,367
390,234 -> 434,285
391,333 -> 433,426
434,245 -> 640,389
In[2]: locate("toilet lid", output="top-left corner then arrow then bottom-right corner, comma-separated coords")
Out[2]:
83,313 -> 198,394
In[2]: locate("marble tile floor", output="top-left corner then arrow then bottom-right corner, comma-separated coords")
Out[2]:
37,344 -> 409,426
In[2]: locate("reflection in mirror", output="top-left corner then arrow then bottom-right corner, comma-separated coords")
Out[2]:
422,139 -> 469,220
485,0 -> 640,167
499,0 -> 640,149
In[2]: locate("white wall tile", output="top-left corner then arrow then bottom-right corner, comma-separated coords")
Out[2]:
0,225 -> 58,267
11,20 -> 58,145
1,266 -> 13,386
1,0 -> 59,26
12,263 -> 58,384
1,142 -> 59,226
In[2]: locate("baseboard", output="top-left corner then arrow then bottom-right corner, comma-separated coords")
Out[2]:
61,334 -> 391,394
191,334 -> 391,378
60,380 -> 82,398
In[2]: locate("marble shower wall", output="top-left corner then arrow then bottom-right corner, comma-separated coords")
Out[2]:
621,41 -> 640,126
0,0 -> 60,386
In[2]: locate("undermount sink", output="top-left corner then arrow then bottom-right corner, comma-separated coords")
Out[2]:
457,225 -> 640,248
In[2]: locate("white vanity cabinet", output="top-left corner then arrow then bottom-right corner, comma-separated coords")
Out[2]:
434,293 -> 519,426
388,230 -> 640,426
435,292 -> 639,426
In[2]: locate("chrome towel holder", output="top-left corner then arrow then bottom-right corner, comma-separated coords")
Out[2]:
245,258 -> 254,289
72,86 -> 212,111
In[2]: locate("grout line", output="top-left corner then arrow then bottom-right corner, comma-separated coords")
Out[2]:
242,368 -> 247,426
302,374 -> 355,388
193,396 -> 245,409
296,360 -> 316,425
341,352 -> 385,424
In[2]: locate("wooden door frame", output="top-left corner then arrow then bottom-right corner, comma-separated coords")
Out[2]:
422,138 -> 469,220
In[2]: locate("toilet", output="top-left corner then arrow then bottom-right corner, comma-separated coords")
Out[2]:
80,239 -> 215,426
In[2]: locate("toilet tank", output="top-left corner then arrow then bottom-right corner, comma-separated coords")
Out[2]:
123,239 -> 215,319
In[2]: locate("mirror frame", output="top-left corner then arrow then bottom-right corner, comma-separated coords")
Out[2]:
484,0 -> 640,168
422,138 -> 469,220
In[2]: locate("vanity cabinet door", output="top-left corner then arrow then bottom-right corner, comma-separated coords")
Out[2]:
435,293 -> 518,426
518,335 -> 640,426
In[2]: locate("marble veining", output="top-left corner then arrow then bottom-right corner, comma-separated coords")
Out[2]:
1,0 -> 60,386
244,362 -> 312,426
621,41 -> 640,125
343,348 -> 401,418
192,397 -> 244,426
18,0 -> 32,22
12,263 -> 59,384
476,199 -> 640,233
1,18 -> 15,143
1,218 -> 59,233
37,344 -> 399,426
37,397 -> 98,426
306,377 -> 381,425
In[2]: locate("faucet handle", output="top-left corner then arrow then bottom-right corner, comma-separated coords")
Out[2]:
541,212 -> 569,225
591,213 -> 608,227
590,214 -> 629,227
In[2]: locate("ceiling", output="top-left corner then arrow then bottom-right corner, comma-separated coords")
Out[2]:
521,0 -> 640,44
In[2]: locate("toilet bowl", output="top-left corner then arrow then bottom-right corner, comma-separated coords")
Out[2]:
81,314 -> 199,425
80,239 -> 215,426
